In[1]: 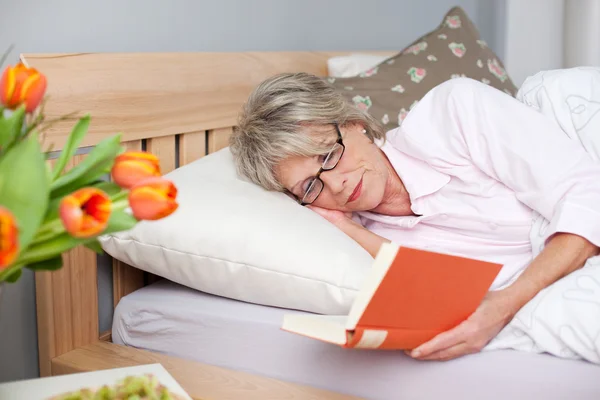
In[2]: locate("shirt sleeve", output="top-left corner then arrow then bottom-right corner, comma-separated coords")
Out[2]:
399,77 -> 600,248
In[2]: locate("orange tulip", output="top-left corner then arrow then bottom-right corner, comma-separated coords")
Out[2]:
59,188 -> 112,238
0,206 -> 19,269
111,151 -> 161,189
129,177 -> 178,220
0,63 -> 47,113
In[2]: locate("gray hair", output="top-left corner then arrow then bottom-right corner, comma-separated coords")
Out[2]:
229,72 -> 385,191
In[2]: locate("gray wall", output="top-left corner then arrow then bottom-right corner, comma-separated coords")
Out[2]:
0,0 -> 504,383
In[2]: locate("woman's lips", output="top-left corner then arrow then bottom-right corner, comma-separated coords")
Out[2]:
348,177 -> 363,203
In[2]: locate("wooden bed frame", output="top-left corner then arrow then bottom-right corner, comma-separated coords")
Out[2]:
23,51 -> 394,400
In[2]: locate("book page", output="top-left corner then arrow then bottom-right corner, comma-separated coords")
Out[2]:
282,314 -> 349,345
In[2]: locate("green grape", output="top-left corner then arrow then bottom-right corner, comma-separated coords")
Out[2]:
49,374 -> 184,400
93,385 -> 115,400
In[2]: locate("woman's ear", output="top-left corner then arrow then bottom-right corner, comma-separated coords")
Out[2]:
343,122 -> 367,134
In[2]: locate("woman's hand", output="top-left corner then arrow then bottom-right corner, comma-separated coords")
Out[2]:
407,289 -> 517,361
307,205 -> 352,227
307,205 -> 390,258
407,233 -> 599,362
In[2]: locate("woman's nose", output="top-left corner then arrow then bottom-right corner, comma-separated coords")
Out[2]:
320,170 -> 346,195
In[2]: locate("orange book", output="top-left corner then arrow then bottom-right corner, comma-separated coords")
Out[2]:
281,243 -> 502,350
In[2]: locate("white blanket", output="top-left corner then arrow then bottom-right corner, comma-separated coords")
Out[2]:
484,67 -> 600,364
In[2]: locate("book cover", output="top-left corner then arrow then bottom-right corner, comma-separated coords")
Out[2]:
282,243 -> 502,350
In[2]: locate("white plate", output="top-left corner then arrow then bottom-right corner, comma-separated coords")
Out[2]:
0,363 -> 192,400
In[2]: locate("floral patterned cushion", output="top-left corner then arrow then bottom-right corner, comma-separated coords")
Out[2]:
329,7 -> 518,131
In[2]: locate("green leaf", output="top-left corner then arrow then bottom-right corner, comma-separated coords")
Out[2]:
15,233 -> 84,266
26,255 -> 63,271
0,131 -> 50,253
42,197 -> 62,225
51,115 -> 90,181
84,240 -> 104,254
5,268 -> 22,283
0,44 -> 14,69
92,181 -> 123,197
0,262 -> 22,283
0,106 -> 26,150
105,209 -> 138,233
50,134 -> 122,198
45,159 -> 53,182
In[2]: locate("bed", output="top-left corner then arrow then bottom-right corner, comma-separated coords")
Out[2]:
113,279 -> 600,400
25,51 -> 600,400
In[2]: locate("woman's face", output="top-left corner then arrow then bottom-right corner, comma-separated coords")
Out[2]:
276,123 -> 390,212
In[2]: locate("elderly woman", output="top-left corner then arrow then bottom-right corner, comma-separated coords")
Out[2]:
229,73 -> 600,361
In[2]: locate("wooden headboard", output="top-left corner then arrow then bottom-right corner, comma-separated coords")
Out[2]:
22,51 -> 395,377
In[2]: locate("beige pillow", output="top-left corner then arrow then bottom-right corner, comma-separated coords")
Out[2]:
329,7 -> 518,131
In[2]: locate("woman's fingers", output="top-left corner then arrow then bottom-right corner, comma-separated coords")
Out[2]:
418,342 -> 472,361
306,205 -> 350,225
307,205 -> 332,220
410,321 -> 470,358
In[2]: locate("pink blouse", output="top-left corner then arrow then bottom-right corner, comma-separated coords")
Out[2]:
357,79 -> 600,290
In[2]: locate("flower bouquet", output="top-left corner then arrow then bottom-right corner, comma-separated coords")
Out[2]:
0,58 -> 178,286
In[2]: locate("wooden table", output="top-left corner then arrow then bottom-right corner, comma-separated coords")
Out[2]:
52,341 -> 364,400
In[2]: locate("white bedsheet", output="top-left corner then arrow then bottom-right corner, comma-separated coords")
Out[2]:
113,280 -> 600,400
485,67 -> 600,363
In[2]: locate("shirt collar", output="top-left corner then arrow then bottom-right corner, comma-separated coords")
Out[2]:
376,131 -> 450,202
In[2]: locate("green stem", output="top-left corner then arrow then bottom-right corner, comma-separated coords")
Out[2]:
33,219 -> 64,241
16,248 -> 67,267
110,190 -> 129,204
0,44 -> 14,69
14,236 -> 85,267
0,263 -> 23,283
111,198 -> 129,211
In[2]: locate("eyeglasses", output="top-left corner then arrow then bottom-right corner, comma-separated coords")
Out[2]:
299,124 -> 345,206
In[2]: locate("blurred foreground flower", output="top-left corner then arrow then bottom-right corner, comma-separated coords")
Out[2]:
59,188 -> 112,238
0,56 -> 179,283
129,177 -> 178,221
111,151 -> 161,189
0,62 -> 47,112
0,206 -> 18,270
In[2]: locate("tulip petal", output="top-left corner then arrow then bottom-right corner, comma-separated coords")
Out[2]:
21,73 -> 47,113
111,151 -> 161,189
129,187 -> 176,220
111,159 -> 161,189
116,151 -> 160,170
0,63 -> 47,112
0,206 -> 19,269
59,196 -> 84,235
129,178 -> 178,221
8,67 -> 29,107
59,188 -> 112,238
0,66 -> 15,106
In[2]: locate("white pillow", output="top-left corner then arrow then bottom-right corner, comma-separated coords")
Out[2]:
327,54 -> 390,78
100,148 -> 373,314
516,67 -> 600,160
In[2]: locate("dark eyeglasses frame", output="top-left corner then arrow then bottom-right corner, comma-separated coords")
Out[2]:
299,124 -> 345,206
